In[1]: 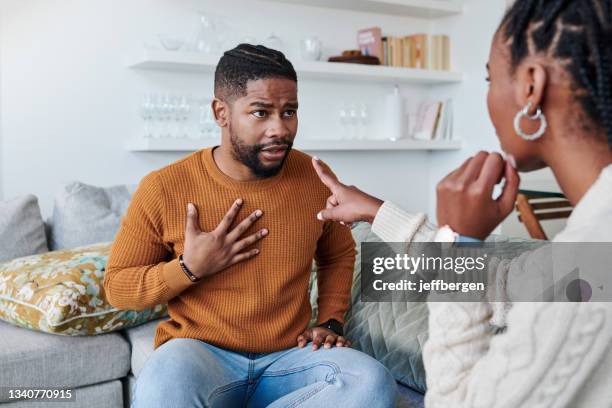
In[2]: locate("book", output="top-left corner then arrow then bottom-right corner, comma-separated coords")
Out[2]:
382,37 -> 388,66
430,35 -> 451,71
357,27 -> 383,60
413,101 -> 443,140
434,99 -> 454,140
411,34 -> 429,69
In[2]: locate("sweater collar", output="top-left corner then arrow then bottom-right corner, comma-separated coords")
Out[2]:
199,146 -> 288,192
564,164 -> 612,231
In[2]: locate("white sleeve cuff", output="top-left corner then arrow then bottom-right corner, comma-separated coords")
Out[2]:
372,201 -> 429,242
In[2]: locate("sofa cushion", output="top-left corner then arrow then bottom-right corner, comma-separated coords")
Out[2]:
48,182 -> 134,250
123,318 -> 167,377
0,242 -> 167,335
0,195 -> 48,262
345,222 -> 429,393
1,380 -> 124,408
0,319 -> 130,403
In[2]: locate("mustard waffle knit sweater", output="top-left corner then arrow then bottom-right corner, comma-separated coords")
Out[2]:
103,147 -> 356,352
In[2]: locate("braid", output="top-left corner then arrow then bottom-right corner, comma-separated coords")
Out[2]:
501,0 -> 612,148
215,44 -> 297,101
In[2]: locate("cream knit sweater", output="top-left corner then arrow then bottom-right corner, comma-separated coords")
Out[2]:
371,165 -> 612,408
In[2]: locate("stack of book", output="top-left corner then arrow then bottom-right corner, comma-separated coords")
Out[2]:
358,27 -> 451,71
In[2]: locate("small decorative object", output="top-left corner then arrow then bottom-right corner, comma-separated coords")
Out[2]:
300,36 -> 322,61
157,34 -> 185,51
189,13 -> 222,54
263,32 -> 286,53
328,50 -> 380,65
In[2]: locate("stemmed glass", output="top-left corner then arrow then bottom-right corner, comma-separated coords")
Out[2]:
339,102 -> 349,140
359,103 -> 369,140
140,94 -> 154,138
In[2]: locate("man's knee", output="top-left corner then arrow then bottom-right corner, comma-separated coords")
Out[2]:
133,339 -> 206,407
339,350 -> 398,406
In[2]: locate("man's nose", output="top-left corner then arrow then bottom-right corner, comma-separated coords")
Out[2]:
265,115 -> 292,139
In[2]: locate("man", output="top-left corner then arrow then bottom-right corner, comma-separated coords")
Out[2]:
104,44 -> 397,408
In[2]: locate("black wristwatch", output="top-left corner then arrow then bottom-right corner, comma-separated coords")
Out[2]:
317,319 -> 344,336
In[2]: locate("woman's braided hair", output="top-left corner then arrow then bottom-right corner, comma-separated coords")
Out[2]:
500,0 -> 612,147
214,44 -> 297,102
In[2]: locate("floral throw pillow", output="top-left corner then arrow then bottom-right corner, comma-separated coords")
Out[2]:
0,242 -> 167,335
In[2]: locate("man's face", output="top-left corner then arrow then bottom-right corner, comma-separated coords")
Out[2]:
226,78 -> 298,178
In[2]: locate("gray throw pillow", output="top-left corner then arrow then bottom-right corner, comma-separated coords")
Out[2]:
48,182 -> 134,250
0,195 -> 49,262
344,222 -> 429,394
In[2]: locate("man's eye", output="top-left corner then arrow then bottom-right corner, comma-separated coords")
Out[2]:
252,111 -> 266,118
283,110 -> 296,117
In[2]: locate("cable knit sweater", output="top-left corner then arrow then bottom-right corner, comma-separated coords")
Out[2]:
371,164 -> 612,408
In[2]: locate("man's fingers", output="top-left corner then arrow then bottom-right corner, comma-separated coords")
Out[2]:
297,333 -> 310,348
232,228 -> 268,253
215,199 -> 244,234
185,203 -> 201,236
227,209 -> 264,242
228,248 -> 260,266
335,336 -> 348,347
497,160 -> 521,216
312,157 -> 342,192
475,153 -> 505,194
311,334 -> 324,351
323,335 -> 335,349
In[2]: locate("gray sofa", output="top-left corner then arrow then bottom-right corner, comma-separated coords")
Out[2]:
0,183 -> 426,408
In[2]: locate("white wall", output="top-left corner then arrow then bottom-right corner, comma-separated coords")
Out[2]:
0,0 -> 529,230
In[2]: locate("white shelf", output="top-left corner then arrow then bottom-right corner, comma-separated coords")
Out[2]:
125,137 -> 462,152
127,50 -> 463,85
265,0 -> 463,18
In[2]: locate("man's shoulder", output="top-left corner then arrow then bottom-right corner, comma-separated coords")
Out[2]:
154,148 -> 209,183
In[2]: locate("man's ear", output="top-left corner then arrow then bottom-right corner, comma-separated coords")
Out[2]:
514,61 -> 547,115
212,98 -> 229,127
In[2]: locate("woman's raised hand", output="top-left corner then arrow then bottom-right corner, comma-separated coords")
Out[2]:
312,157 -> 384,225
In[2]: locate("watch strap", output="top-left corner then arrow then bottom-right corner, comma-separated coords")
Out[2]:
317,319 -> 344,336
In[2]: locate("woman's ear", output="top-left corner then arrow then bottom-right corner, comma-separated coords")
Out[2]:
212,98 -> 229,127
515,62 -> 547,114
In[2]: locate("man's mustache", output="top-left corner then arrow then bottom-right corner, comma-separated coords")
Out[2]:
256,140 -> 293,152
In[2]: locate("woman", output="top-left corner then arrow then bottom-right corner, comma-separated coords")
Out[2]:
313,1 -> 612,406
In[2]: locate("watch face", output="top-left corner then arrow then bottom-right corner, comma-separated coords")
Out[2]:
435,226 -> 457,242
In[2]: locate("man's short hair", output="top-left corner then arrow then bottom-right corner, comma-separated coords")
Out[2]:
214,43 -> 298,102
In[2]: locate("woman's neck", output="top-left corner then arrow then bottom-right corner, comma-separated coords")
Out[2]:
545,138 -> 612,207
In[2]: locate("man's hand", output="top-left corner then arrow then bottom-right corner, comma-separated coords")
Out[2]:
312,157 -> 383,225
297,327 -> 352,351
436,151 -> 520,240
182,199 -> 268,279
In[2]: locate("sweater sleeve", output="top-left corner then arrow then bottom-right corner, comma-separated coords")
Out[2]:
424,300 -> 612,408
103,171 -> 197,311
371,201 -> 437,243
314,221 -> 356,325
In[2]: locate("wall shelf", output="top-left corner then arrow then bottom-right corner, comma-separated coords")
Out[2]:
125,137 -> 462,152
127,50 -> 463,85
265,0 -> 463,18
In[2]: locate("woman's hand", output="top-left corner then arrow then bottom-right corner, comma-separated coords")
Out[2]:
436,151 -> 520,240
312,157 -> 384,224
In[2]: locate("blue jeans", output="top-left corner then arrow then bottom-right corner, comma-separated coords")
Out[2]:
132,338 -> 398,408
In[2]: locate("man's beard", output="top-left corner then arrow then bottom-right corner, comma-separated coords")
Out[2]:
229,130 -> 293,179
